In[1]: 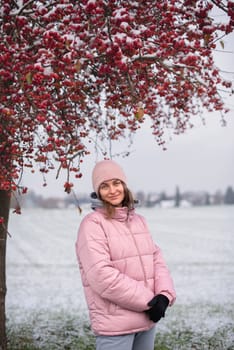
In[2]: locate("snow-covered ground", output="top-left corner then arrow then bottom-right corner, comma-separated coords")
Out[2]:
6,206 -> 234,345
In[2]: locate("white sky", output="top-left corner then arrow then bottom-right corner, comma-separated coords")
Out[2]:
23,31 -> 234,198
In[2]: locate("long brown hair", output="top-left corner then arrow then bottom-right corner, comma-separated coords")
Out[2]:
99,182 -> 135,219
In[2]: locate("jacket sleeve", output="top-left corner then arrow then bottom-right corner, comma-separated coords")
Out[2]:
153,244 -> 176,306
76,215 -> 154,312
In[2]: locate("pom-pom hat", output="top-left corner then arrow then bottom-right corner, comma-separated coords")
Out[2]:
92,160 -> 127,194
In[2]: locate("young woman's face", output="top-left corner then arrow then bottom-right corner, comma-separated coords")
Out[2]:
99,179 -> 125,207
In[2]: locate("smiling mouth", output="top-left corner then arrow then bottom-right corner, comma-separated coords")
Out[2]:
109,194 -> 121,200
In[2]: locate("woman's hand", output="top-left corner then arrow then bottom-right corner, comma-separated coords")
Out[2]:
145,294 -> 169,323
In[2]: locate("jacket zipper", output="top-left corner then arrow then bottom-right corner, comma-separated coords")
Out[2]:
126,220 -> 148,288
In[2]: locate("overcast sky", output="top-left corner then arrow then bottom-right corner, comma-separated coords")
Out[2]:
23,31 -> 234,198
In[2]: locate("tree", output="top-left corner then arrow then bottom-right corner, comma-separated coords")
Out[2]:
224,186 -> 234,204
205,192 -> 211,205
0,1 -> 233,348
174,186 -> 181,207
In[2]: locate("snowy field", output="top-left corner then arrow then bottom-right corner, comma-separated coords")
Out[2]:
6,205 -> 234,349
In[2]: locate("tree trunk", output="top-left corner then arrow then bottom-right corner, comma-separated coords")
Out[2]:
0,190 -> 11,350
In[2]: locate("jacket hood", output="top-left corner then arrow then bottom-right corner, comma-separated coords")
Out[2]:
90,192 -> 103,210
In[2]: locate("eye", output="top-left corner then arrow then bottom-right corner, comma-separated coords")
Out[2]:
113,180 -> 121,186
99,183 -> 108,190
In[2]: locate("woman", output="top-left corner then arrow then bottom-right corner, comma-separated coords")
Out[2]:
76,159 -> 176,350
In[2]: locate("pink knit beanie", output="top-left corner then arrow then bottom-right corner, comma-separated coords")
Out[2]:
92,160 -> 127,194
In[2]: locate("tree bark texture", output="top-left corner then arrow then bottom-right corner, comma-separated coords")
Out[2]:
0,190 -> 11,350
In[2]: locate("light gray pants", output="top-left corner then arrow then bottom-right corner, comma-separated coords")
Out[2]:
96,326 -> 156,350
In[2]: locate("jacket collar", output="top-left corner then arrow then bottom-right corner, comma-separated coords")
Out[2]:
95,206 -> 135,222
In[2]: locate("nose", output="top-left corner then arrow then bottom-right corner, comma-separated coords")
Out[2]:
108,184 -> 116,193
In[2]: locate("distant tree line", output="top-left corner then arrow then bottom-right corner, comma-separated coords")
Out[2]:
136,185 -> 234,208
10,186 -> 234,210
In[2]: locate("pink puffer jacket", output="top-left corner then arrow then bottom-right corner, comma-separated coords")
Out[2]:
76,207 -> 176,336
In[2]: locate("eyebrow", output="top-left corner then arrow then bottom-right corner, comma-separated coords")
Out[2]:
101,179 -> 121,185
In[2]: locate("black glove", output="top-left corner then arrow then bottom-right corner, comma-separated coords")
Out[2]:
146,294 -> 169,323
